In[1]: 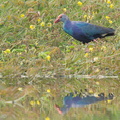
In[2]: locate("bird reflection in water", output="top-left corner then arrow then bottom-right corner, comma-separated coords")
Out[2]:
55,89 -> 114,114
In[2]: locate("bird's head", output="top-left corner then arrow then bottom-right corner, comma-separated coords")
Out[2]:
54,14 -> 69,23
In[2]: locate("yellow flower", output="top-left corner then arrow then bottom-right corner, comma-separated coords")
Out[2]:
84,53 -> 89,57
83,15 -> 87,18
109,4 -> 114,9
107,99 -> 112,103
93,57 -> 99,62
77,1 -> 83,6
88,15 -> 93,20
36,100 -> 40,105
37,18 -> 41,22
96,81 -> 100,85
94,93 -> 99,97
101,46 -> 106,50
89,47 -> 94,52
47,89 -> 51,93
45,117 -> 50,120
30,100 -> 35,106
106,0 -> 111,4
63,8 -> 67,12
46,55 -> 51,61
17,52 -> 22,55
47,23 -> 52,28
30,25 -> 35,30
1,4 -> 4,8
105,16 -> 110,20
3,49 -> 11,54
18,87 -> 23,91
109,20 -> 113,24
20,14 -> 25,18
40,22 -> 45,27
7,15 -> 12,20
35,42 -> 38,45
92,11 -> 97,15
88,89 -> 94,94
95,68 -> 100,73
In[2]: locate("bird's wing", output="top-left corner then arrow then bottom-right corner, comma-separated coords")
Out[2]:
72,21 -> 114,39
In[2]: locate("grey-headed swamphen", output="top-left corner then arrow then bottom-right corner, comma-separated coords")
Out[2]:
54,14 -> 115,44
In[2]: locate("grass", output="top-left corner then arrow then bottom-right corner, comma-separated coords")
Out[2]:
0,0 -> 120,119
0,0 -> 120,79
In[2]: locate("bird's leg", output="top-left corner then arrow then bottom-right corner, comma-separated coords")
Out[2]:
85,48 -> 89,53
84,43 -> 89,53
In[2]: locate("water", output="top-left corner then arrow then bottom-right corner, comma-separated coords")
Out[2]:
0,77 -> 120,120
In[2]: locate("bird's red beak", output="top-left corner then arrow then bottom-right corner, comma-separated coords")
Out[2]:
54,18 -> 60,23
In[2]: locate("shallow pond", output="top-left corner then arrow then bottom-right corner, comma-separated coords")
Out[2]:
0,77 -> 120,120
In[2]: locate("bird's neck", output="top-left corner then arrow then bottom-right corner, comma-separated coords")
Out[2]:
64,19 -> 70,24
63,20 -> 73,36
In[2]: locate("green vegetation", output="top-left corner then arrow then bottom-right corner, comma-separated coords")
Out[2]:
0,0 -> 120,120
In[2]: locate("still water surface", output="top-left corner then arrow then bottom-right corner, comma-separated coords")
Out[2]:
0,77 -> 120,120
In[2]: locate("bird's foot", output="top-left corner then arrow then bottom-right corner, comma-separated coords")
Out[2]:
93,39 -> 98,43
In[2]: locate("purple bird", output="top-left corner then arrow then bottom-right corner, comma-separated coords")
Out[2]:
54,14 -> 115,44
55,91 -> 114,115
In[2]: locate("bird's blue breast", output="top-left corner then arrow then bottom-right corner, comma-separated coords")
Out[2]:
63,20 -> 73,36
63,21 -> 92,43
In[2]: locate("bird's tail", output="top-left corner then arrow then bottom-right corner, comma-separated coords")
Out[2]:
105,32 -> 115,37
101,28 -> 115,38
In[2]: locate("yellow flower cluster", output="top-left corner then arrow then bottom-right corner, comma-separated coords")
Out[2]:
105,16 -> 113,24
96,81 -> 100,85
83,15 -> 87,18
106,0 -> 114,9
108,20 -> 113,24
63,8 -> 67,12
40,22 -> 52,27
3,49 -> 11,54
20,14 -> 25,18
88,89 -> 94,94
93,57 -> 99,62
106,0 -> 111,4
18,87 -> 23,91
30,25 -> 35,30
37,18 -> 41,22
0,4 -> 4,8
109,4 -> 114,8
30,100 -> 40,106
107,99 -> 112,103
105,16 -> 110,20
84,53 -> 89,57
89,47 -> 94,52
83,14 -> 94,20
40,22 -> 45,27
101,46 -> 106,51
47,89 -> 51,93
77,1 -> 83,6
29,18 -> 52,29
95,68 -> 100,73
46,55 -> 51,61
47,23 -> 52,28
45,117 -> 50,120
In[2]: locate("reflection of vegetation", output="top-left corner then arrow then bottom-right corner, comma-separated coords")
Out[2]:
0,78 -> 120,120
0,85 -> 34,107
0,0 -> 120,119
